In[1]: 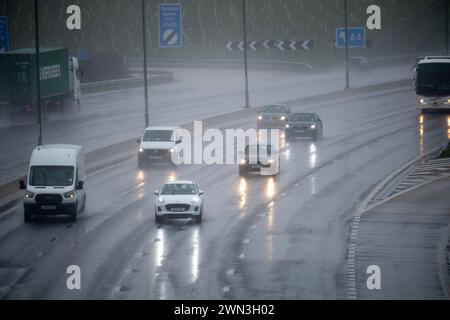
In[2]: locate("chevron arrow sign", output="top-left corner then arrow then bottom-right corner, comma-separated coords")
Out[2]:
225,40 -> 314,51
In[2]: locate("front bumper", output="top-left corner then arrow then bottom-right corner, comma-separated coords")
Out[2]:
24,202 -> 76,215
286,126 -> 316,137
257,119 -> 287,129
155,204 -> 202,218
139,149 -> 173,163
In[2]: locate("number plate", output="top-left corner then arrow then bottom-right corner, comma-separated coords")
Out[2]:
150,156 -> 162,159
41,205 -> 56,210
171,207 -> 185,212
250,164 -> 261,169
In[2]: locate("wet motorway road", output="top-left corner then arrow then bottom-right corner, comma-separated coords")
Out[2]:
0,87 -> 449,299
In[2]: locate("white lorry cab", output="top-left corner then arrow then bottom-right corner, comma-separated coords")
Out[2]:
19,144 -> 87,222
137,126 -> 183,167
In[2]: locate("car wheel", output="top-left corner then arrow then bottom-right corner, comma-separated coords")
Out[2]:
155,214 -> 163,224
239,165 -> 247,177
312,133 -> 318,141
80,195 -> 86,213
138,157 -> 144,168
69,204 -> 78,222
24,209 -> 32,223
195,210 -> 203,223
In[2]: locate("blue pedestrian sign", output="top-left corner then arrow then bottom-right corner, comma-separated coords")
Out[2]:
159,4 -> 182,48
0,16 -> 9,52
336,27 -> 365,48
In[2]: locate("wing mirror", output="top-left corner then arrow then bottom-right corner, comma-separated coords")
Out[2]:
199,190 -> 205,196
19,180 -> 26,190
175,138 -> 183,144
136,137 -> 141,143
76,181 -> 84,190
154,191 -> 160,196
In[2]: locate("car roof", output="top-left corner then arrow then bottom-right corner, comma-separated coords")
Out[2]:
30,144 -> 82,167
418,57 -> 450,64
144,126 -> 180,131
165,180 -> 195,185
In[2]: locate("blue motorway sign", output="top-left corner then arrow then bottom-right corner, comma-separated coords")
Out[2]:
336,27 -> 365,48
0,16 -> 9,52
159,4 -> 182,48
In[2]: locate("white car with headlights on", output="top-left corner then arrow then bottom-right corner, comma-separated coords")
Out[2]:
154,180 -> 204,223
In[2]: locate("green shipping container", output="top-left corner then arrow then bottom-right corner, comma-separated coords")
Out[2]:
0,47 -> 69,106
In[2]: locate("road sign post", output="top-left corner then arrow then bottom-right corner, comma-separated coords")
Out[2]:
0,16 -> 9,52
158,4 -> 182,48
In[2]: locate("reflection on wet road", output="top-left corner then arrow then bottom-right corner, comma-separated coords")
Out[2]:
1,89 -> 449,299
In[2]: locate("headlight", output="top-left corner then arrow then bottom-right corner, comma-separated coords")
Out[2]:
268,159 -> 274,164
191,196 -> 201,204
280,116 -> 286,121
139,148 -> 144,153
157,197 -> 165,203
25,191 -> 34,199
419,99 -> 427,105
310,124 -> 316,129
169,148 -> 175,153
285,124 -> 290,128
258,115 -> 263,120
240,159 -> 246,164
63,191 -> 75,199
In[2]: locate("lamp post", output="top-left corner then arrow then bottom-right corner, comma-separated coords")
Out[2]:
242,0 -> 250,108
344,0 -> 350,89
141,0 -> 149,128
34,0 -> 42,145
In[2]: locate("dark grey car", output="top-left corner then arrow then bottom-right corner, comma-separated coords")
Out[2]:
285,113 -> 323,141
256,104 -> 292,130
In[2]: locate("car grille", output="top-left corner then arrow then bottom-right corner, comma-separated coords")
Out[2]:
145,149 -> 169,156
35,194 -> 63,206
165,204 -> 190,211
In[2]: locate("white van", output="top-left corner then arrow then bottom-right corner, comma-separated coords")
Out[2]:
137,126 -> 183,167
19,144 -> 87,222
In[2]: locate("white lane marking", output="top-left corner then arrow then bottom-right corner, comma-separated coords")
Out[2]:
243,239 -> 250,244
239,253 -> 245,259
223,286 -> 230,293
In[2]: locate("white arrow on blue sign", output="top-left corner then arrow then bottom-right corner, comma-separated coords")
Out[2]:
335,27 -> 365,48
158,4 -> 182,48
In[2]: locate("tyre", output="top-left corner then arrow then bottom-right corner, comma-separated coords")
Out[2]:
239,165 -> 247,177
24,209 -> 32,223
69,204 -> 78,222
155,214 -> 163,224
312,133 -> 318,142
138,157 -> 144,168
80,195 -> 86,213
195,210 -> 203,223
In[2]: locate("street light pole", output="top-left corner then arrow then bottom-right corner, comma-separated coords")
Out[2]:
445,0 -> 449,54
34,0 -> 42,145
242,0 -> 250,108
344,0 -> 350,89
141,0 -> 150,128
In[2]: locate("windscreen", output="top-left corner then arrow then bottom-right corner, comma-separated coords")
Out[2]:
29,166 -> 75,187
260,105 -> 286,113
416,63 -> 450,96
143,130 -> 174,142
161,184 -> 197,195
290,113 -> 316,121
